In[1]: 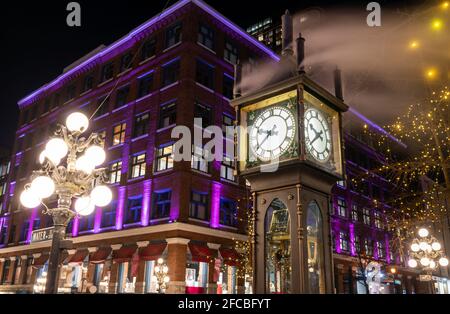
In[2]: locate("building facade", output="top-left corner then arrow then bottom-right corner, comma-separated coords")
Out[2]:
0,0 -> 279,294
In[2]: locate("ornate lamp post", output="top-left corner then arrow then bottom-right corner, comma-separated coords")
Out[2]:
153,258 -> 170,293
19,112 -> 112,294
407,228 -> 449,275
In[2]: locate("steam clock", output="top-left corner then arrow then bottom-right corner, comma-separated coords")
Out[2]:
232,14 -> 348,292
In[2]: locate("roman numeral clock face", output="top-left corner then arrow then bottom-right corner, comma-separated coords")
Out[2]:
249,106 -> 296,161
304,108 -> 332,162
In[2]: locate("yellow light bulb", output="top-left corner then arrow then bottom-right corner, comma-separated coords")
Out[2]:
431,18 -> 443,30
408,40 -> 419,49
442,2 -> 449,10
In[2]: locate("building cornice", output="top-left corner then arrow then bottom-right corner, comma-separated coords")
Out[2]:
0,222 -> 247,255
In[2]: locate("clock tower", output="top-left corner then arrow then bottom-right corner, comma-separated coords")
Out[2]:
231,11 -> 348,294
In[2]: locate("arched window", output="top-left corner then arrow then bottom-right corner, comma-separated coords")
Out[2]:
265,198 -> 291,293
306,201 -> 325,293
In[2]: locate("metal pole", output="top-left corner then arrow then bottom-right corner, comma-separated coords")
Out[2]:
45,220 -> 64,294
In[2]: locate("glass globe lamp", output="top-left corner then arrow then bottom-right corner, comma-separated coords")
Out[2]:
75,155 -> 95,174
431,242 -> 441,251
31,176 -> 55,199
20,189 -> 41,208
66,112 -> 89,133
74,196 -> 95,216
411,242 -> 420,252
90,185 -> 112,207
408,259 -> 417,268
439,257 -> 449,267
45,138 -> 68,161
418,228 -> 429,238
85,145 -> 106,166
420,257 -> 430,266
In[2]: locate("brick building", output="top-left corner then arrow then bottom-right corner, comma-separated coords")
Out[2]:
0,0 -> 279,294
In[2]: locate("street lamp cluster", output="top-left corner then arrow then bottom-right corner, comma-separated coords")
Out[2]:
408,228 -> 449,271
19,112 -> 112,293
153,258 -> 170,293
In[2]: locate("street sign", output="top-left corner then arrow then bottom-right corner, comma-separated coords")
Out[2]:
419,275 -> 432,281
31,227 -> 54,243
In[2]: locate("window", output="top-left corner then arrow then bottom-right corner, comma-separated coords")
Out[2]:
364,239 -> 373,256
339,231 -> 349,252
189,191 -> 208,220
43,99 -> 51,114
337,180 -> 345,187
196,59 -> 215,90
222,114 -> 234,137
126,196 -> 142,224
374,211 -> 383,229
112,123 -> 126,146
65,84 -> 76,102
83,74 -> 94,92
133,113 -> 149,138
155,144 -> 174,172
224,40 -> 238,64
109,161 -> 122,184
79,215 -> 95,232
165,22 -> 182,48
101,201 -> 117,228
191,145 -> 209,173
372,185 -> 381,200
120,52 -> 133,72
29,106 -> 38,121
141,37 -> 156,60
101,62 -> 114,82
24,133 -> 34,149
130,153 -> 146,178
362,208 -> 371,225
354,236 -> 361,253
152,190 -> 171,219
194,103 -> 212,127
219,198 -> 237,227
32,218 -> 40,230
351,204 -> 359,221
19,221 -> 30,242
115,85 -> 130,109
1,260 -> 10,284
221,155 -> 235,181
94,96 -> 110,118
158,102 -> 176,129
336,198 -> 347,217
21,110 -> 29,125
377,241 -> 385,259
52,93 -> 60,110
223,74 -> 234,99
161,59 -> 180,87
198,23 -> 214,50
138,73 -> 154,98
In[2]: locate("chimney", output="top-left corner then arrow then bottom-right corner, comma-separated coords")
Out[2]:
281,10 -> 293,56
233,60 -> 242,98
296,33 -> 305,74
333,67 -> 344,100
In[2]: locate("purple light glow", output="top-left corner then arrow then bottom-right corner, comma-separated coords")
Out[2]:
385,234 -> 391,264
94,207 -> 102,233
349,108 -> 406,148
210,182 -> 222,228
72,217 -> 79,237
335,230 -> 341,254
141,179 -> 152,226
116,186 -> 127,230
349,223 -> 356,256
18,0 -> 279,108
26,207 -> 38,243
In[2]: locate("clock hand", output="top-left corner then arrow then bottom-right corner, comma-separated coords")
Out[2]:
257,125 -> 278,149
310,130 -> 323,146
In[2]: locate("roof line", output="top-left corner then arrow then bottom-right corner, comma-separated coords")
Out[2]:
348,107 -> 407,149
18,0 -> 279,107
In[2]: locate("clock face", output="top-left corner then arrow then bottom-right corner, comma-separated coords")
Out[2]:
304,108 -> 332,162
249,106 -> 296,161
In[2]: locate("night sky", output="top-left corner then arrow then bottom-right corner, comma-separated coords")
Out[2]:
0,0 -> 423,149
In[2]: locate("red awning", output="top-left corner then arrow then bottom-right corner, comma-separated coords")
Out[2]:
32,254 -> 49,268
189,243 -> 214,263
89,247 -> 112,264
66,250 -> 89,265
112,245 -> 137,263
219,248 -> 240,266
139,243 -> 167,261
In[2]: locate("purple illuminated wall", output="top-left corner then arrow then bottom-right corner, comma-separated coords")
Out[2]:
141,179 -> 152,226
72,217 -> 79,237
26,207 -> 38,243
116,186 -> 127,230
94,207 -> 102,233
210,182 -> 222,228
